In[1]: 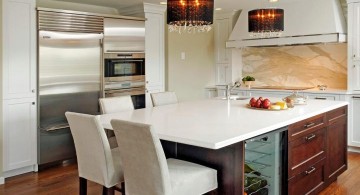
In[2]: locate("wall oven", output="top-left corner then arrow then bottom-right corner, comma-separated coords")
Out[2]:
103,53 -> 146,109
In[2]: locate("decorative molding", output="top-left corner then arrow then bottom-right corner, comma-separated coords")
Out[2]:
118,4 -> 144,17
144,3 -> 166,14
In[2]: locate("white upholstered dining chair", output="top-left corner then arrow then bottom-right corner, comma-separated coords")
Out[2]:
65,112 -> 125,195
99,96 -> 134,148
99,96 -> 134,114
150,91 -> 178,107
111,119 -> 218,195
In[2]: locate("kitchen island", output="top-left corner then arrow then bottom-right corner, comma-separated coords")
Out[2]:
100,99 -> 348,195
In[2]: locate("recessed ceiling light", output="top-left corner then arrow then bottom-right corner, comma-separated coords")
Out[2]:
160,2 -> 167,5
215,8 -> 222,11
269,0 -> 279,2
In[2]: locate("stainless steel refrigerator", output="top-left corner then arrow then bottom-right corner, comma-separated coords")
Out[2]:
37,9 -> 103,166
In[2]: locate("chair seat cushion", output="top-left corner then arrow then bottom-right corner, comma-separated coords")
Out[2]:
167,158 -> 217,195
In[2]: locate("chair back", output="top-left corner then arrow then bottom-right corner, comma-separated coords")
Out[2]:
150,92 -> 178,107
111,119 -> 172,195
99,96 -> 134,114
65,112 -> 118,187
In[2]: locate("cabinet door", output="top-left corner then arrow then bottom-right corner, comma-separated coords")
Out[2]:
351,3 -> 360,61
214,18 -> 230,63
145,12 -> 164,88
3,98 -> 37,171
349,96 -> 360,146
3,0 -> 36,99
352,60 -> 360,90
326,107 -> 347,183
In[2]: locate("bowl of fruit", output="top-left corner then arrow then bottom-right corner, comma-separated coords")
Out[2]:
248,97 -> 289,111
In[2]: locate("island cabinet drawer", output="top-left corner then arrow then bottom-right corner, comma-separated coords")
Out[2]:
288,128 -> 326,177
288,113 -> 326,141
288,159 -> 326,195
327,106 -> 347,125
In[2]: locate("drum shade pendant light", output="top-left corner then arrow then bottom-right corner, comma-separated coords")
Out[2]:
167,0 -> 214,33
248,9 -> 284,38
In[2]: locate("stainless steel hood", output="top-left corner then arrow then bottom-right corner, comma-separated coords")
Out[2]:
226,0 -> 347,48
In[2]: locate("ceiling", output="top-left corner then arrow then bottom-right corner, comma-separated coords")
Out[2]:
54,0 -> 307,13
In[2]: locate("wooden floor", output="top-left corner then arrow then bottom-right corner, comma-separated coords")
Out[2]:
1,153 -> 360,195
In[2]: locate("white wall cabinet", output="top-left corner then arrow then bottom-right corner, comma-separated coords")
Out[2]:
144,3 -> 166,107
214,11 -> 241,85
2,0 -> 37,177
348,2 -> 360,90
2,0 -> 36,99
3,98 -> 37,172
348,95 -> 360,147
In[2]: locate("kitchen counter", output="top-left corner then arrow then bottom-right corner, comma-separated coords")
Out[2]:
100,98 -> 348,149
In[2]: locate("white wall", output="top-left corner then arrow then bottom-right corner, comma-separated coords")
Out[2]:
167,31 -> 215,101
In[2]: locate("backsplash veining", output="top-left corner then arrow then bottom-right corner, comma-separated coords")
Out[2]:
242,44 -> 347,89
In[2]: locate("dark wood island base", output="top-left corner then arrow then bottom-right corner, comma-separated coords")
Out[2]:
161,105 -> 348,195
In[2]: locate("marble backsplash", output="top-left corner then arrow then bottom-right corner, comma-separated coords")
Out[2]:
241,44 -> 347,89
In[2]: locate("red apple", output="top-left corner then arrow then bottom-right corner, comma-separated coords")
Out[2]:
255,99 -> 262,108
258,97 -> 264,102
249,98 -> 257,107
262,99 -> 271,109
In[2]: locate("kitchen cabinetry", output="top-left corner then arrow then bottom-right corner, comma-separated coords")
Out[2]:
2,0 -> 37,177
348,95 -> 360,147
348,2 -> 360,90
287,107 -> 347,195
3,98 -> 37,171
214,11 -> 241,85
304,93 -> 340,101
2,0 -> 36,99
144,3 -> 166,106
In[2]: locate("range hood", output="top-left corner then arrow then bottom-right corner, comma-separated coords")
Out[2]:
226,0 -> 347,48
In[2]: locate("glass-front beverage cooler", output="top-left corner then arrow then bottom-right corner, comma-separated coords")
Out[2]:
244,127 -> 287,195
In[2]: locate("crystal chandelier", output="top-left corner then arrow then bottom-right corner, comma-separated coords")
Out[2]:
248,9 -> 284,38
167,0 -> 214,33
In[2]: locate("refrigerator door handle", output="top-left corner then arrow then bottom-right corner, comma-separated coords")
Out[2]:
41,123 -> 70,132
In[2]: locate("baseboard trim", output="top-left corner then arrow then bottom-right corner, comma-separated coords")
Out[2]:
3,165 -> 37,178
348,146 -> 360,153
0,177 -> 4,185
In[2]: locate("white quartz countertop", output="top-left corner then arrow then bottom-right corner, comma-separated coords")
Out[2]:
100,99 -> 348,150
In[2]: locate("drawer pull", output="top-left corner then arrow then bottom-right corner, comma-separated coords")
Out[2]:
305,167 -> 316,175
353,96 -> 360,99
315,97 -> 327,100
304,122 -> 315,128
305,134 -> 316,141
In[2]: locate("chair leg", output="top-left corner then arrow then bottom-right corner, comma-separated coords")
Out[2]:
121,182 -> 126,195
102,186 -> 115,195
79,177 -> 87,195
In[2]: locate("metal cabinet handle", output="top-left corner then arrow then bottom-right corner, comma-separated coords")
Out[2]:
305,134 -> 316,141
32,102 -> 35,105
146,81 -> 149,84
315,97 -> 327,100
305,167 -> 316,175
31,89 -> 35,93
304,122 -> 315,128
353,96 -> 360,99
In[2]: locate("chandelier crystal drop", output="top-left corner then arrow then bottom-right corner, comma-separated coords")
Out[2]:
167,0 -> 214,33
248,9 -> 284,38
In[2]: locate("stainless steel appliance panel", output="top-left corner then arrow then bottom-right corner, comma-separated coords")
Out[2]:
38,33 -> 102,165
